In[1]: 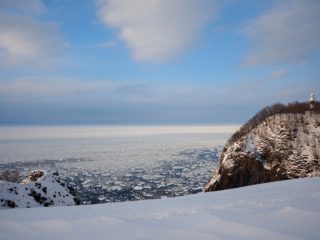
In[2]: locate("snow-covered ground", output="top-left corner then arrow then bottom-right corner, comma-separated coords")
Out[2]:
0,177 -> 319,240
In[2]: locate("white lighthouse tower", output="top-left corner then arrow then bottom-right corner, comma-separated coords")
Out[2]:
309,93 -> 315,113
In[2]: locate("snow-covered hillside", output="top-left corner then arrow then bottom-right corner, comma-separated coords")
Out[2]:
206,113 -> 320,191
0,170 -> 80,209
0,177 -> 319,240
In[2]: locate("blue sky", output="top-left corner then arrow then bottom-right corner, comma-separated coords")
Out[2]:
0,0 -> 319,125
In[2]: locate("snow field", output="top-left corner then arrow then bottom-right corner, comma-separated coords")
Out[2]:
0,177 -> 319,240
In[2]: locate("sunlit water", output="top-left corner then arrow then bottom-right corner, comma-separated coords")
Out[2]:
0,125 -> 238,204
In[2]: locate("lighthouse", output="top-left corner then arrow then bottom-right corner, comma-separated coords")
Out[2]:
309,93 -> 315,113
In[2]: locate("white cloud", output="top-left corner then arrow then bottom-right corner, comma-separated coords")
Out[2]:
0,77 -> 152,103
0,2 -> 66,67
0,77 -> 121,99
0,76 -> 215,106
0,0 -> 46,15
243,0 -> 320,66
97,0 -> 217,62
271,68 -> 288,79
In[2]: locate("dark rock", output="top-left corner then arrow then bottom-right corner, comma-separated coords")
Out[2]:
74,198 -> 81,205
6,200 -> 16,208
23,170 -> 44,182
28,190 -> 47,205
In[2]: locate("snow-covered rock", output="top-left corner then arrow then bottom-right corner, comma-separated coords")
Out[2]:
205,113 -> 320,191
0,170 -> 80,209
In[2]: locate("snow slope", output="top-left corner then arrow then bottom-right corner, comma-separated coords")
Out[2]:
0,177 -> 319,240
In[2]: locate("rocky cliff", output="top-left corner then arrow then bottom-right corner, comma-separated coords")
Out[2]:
205,112 -> 320,191
0,170 -> 80,209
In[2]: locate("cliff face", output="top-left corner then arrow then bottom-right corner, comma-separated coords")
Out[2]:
205,113 -> 320,192
0,170 -> 80,209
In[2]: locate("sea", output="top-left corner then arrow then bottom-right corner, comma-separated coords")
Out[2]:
0,125 -> 238,204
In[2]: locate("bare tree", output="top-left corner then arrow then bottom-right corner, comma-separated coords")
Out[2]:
228,101 -> 320,145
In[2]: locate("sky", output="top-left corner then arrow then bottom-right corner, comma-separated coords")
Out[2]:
0,0 -> 319,125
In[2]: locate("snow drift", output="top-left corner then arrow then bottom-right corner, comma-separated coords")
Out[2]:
0,178 -> 319,240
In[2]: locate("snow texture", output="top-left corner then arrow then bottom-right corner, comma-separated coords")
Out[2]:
244,113 -> 320,175
0,170 -> 78,209
245,113 -> 320,162
0,177 -> 319,240
210,113 -> 320,190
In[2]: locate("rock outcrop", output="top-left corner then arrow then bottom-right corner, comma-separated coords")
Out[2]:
0,170 -> 80,209
205,112 -> 320,192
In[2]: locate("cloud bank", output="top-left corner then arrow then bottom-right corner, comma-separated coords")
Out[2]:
97,0 -> 217,62
0,0 -> 46,15
1,75 -> 316,124
243,0 -> 320,66
0,1 -> 66,67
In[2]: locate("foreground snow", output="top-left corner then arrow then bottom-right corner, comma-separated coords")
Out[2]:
1,178 -> 319,240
